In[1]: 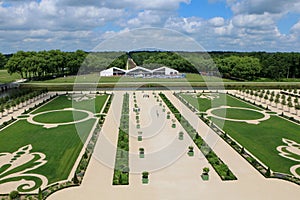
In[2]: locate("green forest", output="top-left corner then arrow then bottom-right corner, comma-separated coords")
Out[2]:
1,50 -> 300,81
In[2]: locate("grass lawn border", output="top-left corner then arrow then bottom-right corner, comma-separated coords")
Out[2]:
176,91 -> 300,186
0,92 -> 113,198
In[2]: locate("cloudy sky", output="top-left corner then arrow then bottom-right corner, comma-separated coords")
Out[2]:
0,0 -> 300,53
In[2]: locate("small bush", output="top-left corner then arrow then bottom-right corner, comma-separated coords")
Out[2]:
9,191 -> 19,200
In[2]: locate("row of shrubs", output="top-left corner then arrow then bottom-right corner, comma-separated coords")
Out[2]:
22,93 -> 58,114
0,89 -> 48,113
113,93 -> 130,185
280,91 -> 300,98
0,116 -> 16,130
159,93 -> 237,181
0,88 -> 46,105
102,93 -> 113,114
279,112 -> 300,124
0,92 -> 55,131
231,92 -> 300,124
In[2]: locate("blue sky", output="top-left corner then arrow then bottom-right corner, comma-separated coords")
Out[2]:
0,0 -> 300,53
179,0 -> 232,19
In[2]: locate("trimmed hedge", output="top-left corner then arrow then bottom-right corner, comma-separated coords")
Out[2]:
103,93 -> 114,114
113,93 -> 130,185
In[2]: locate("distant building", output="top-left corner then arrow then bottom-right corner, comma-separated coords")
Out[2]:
126,66 -> 152,77
100,67 -> 126,76
152,66 -> 179,76
99,66 -> 179,77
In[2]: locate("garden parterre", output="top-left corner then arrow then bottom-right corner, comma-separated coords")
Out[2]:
0,93 -> 109,193
180,92 -> 300,177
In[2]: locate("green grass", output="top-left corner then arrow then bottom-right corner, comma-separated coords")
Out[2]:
181,93 -> 300,176
0,119 -> 95,184
29,73 -> 231,84
0,94 -> 109,191
212,116 -> 300,175
32,95 -> 108,114
256,77 -> 300,82
211,108 -> 265,120
33,110 -> 89,123
0,70 -> 21,83
180,93 -> 260,112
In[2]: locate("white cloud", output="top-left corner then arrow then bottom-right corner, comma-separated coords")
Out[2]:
58,0 -> 190,11
0,0 -> 300,53
230,0 -> 300,15
208,17 -> 225,27
93,27 -> 204,52
232,13 -> 277,29
291,20 -> 300,34
126,10 -> 164,27
165,17 -> 203,33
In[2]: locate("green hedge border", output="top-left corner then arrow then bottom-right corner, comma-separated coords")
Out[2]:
112,93 -> 130,185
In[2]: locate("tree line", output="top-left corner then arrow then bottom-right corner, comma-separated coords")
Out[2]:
210,52 -> 300,81
4,50 -> 87,80
2,50 -> 300,81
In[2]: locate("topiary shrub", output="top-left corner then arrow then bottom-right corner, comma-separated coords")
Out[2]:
203,167 -> 210,175
9,190 -> 19,200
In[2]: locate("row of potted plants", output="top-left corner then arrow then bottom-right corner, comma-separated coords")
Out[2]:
159,92 -> 237,181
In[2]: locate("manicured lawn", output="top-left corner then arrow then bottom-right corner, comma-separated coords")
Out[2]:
211,116 -> 300,175
180,93 -> 260,112
211,107 -> 265,120
30,73 -> 231,83
0,70 -> 21,83
0,93 -> 109,192
32,94 -> 108,114
181,92 -> 300,176
0,119 -> 95,184
33,110 -> 89,123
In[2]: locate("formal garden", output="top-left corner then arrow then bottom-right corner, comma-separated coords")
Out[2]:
178,91 -> 300,184
0,92 -> 110,199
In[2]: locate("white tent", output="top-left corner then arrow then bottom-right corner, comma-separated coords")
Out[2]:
152,66 -> 179,75
100,67 -> 126,76
100,66 -> 180,77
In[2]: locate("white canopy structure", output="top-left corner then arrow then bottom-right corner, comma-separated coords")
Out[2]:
99,67 -> 126,76
100,66 -> 179,77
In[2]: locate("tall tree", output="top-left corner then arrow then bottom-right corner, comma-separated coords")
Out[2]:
5,51 -> 28,78
0,53 -> 7,69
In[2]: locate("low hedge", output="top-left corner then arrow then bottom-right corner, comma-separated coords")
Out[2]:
113,93 -> 130,185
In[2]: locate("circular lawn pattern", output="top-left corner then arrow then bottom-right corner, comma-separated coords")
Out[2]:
207,106 -> 270,124
211,107 -> 265,121
33,110 -> 88,124
28,108 -> 94,128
